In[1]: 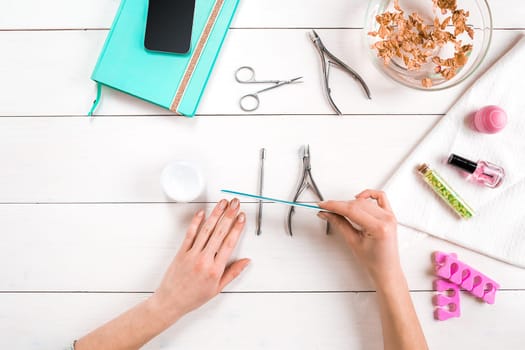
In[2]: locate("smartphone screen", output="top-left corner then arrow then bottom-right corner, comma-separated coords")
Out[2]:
144,0 -> 196,54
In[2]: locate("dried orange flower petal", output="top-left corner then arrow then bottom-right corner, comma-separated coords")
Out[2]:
369,0 -> 474,87
422,78 -> 433,87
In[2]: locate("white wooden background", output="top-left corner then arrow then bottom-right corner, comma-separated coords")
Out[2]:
1,0 -> 525,348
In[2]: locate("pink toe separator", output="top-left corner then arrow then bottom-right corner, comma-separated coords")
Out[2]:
433,251 -> 500,304
433,279 -> 461,321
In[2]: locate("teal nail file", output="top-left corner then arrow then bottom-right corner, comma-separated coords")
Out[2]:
221,190 -> 332,212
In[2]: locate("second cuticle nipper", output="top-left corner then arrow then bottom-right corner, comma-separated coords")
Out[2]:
287,145 -> 329,236
309,30 -> 372,115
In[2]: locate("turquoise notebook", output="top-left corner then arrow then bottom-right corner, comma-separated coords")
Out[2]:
91,0 -> 239,117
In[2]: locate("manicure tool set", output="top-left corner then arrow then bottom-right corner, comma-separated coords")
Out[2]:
235,30 -> 371,114
223,144 -> 330,236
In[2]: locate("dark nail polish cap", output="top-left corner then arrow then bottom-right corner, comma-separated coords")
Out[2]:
448,154 -> 477,174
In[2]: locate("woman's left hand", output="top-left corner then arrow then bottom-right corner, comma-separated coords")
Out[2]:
150,198 -> 250,325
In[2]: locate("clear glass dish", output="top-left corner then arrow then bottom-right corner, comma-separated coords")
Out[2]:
364,0 -> 492,90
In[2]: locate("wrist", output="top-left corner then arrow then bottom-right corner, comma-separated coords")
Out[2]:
146,293 -> 185,328
370,263 -> 406,291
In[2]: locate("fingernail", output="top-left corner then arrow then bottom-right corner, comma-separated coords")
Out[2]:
243,260 -> 251,269
238,212 -> 246,223
231,198 -> 239,209
317,212 -> 327,220
196,210 -> 205,217
218,199 -> 227,209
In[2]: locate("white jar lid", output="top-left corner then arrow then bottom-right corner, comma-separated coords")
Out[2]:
161,161 -> 205,202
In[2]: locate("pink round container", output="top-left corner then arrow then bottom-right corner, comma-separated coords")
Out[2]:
473,105 -> 507,134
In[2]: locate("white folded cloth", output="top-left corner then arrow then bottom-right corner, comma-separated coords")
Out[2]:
384,36 -> 525,268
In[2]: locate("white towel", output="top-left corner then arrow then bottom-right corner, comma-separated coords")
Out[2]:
384,36 -> 525,268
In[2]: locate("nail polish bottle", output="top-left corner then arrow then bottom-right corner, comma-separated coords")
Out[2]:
447,154 -> 505,188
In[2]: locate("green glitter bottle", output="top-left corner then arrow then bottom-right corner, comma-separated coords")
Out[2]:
417,164 -> 475,220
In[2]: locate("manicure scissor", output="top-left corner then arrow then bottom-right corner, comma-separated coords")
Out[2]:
235,66 -> 303,112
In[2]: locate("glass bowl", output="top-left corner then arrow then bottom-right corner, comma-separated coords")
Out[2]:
364,0 -> 492,90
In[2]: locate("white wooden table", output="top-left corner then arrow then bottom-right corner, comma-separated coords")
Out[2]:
1,0 -> 525,348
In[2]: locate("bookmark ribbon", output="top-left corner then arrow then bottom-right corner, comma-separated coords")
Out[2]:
88,82 -> 102,117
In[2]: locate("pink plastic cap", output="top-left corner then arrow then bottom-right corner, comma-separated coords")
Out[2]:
473,105 -> 508,134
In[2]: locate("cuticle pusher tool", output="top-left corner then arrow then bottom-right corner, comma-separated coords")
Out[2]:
256,148 -> 266,235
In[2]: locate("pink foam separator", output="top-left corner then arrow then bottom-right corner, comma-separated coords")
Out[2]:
433,279 -> 461,321
433,251 -> 500,304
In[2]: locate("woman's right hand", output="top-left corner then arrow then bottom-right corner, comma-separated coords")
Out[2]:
318,190 -> 402,287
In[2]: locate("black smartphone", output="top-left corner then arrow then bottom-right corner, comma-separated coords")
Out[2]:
144,0 -> 196,54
